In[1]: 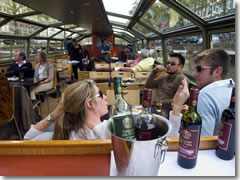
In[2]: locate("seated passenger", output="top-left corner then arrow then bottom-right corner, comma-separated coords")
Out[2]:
100,39 -> 111,63
193,48 -> 234,136
119,49 -> 154,72
24,80 -> 110,140
30,51 -> 54,101
6,50 -> 33,78
145,53 -> 188,106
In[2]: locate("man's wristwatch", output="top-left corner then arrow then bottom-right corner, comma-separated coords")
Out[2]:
46,113 -> 54,121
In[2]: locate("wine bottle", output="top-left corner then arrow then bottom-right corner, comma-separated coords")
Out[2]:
111,77 -> 136,140
177,88 -> 202,169
135,88 -> 156,140
216,87 -> 235,160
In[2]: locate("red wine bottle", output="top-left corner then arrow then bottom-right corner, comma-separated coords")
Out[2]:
135,88 -> 156,140
216,87 -> 235,160
177,88 -> 202,169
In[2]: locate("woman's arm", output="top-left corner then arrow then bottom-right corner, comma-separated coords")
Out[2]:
24,95 -> 64,139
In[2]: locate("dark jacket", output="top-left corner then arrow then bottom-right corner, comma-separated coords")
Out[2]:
6,61 -> 33,78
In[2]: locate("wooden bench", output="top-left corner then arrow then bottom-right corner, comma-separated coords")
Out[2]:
0,139 -> 112,176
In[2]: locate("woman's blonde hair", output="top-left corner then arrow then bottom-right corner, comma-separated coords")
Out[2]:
52,80 -> 96,140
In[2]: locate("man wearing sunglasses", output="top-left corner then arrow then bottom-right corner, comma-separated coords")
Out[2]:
193,48 -> 234,136
146,53 -> 188,107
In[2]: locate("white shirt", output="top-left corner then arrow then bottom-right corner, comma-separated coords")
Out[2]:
38,64 -> 46,80
24,120 -> 110,140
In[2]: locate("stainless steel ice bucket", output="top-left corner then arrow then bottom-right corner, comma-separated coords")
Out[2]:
108,114 -> 172,176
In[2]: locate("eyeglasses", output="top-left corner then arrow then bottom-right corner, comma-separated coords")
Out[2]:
166,61 -> 179,66
194,66 -> 215,73
95,90 -> 104,99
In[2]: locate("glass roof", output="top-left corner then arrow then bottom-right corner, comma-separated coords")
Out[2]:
113,28 -> 135,38
61,24 -> 77,29
140,1 -> 193,34
36,27 -> 61,38
102,0 -> 140,16
133,23 -> 157,37
0,0 -> 34,15
177,0 -> 235,21
0,20 -> 40,35
107,15 -> 130,25
23,14 -> 61,25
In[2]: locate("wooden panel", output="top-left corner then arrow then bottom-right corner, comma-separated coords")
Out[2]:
167,136 -> 218,151
58,63 -> 73,78
96,82 -> 110,95
112,71 -> 131,79
0,154 -> 110,176
95,63 -> 110,70
0,139 -> 112,155
134,72 -> 151,79
89,71 -> 110,80
78,71 -> 89,81
106,89 -> 140,105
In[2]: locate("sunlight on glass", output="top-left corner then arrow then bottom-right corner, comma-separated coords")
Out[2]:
24,15 -> 61,25
103,0 -> 140,16
176,0 -> 235,21
0,0 -> 34,15
108,15 -> 129,24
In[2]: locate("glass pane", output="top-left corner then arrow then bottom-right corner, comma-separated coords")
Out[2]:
141,1 -> 193,34
53,31 -> 64,39
23,14 -> 61,25
36,28 -> 61,37
0,39 -> 12,62
80,37 -> 92,45
210,32 -> 235,80
114,37 -> 128,45
133,23 -> 157,37
49,40 -> 62,54
113,28 -> 135,38
137,41 -> 142,50
177,0 -> 235,21
103,0 -> 140,16
65,31 -> 72,37
30,39 -> 47,57
0,20 -> 40,35
108,15 -> 130,25
165,35 -> 203,74
61,24 -> 77,29
72,33 -> 80,39
72,27 -> 85,32
0,0 -> 34,15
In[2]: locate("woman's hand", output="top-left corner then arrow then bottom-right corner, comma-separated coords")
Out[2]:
172,78 -> 189,116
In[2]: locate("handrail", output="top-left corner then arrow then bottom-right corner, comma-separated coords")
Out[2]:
0,139 -> 112,155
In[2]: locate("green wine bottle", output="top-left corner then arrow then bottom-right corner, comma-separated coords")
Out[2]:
177,88 -> 202,169
111,77 -> 136,140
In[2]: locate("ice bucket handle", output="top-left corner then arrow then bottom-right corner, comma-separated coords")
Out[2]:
154,138 -> 168,164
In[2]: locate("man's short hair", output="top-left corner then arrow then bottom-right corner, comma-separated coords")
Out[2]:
18,50 -> 26,60
71,38 -> 77,43
169,53 -> 185,67
102,39 -> 106,44
195,48 -> 230,79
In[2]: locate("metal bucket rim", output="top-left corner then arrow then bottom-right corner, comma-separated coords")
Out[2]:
107,113 -> 172,142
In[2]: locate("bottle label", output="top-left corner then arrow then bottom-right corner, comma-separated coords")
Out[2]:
217,121 -> 232,151
178,127 -> 200,159
112,115 -> 136,139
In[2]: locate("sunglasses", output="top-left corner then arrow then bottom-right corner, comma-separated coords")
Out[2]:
166,61 -> 179,66
194,66 -> 215,73
95,90 -> 104,99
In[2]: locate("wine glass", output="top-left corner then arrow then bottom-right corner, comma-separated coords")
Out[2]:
19,72 -> 24,81
155,102 -> 162,114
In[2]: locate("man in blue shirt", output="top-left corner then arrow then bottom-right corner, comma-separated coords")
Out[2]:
100,39 -> 111,63
193,48 -> 234,136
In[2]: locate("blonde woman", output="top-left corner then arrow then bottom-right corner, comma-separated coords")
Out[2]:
30,51 -> 54,100
24,80 -> 110,140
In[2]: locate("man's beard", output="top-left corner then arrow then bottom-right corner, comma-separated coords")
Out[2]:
167,71 -> 175,75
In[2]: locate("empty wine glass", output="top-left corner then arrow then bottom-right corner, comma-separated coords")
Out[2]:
19,72 -> 24,81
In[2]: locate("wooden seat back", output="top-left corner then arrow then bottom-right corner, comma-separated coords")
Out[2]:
0,139 -> 112,176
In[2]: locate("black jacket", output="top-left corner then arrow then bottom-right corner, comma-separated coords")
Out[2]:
6,62 -> 33,78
